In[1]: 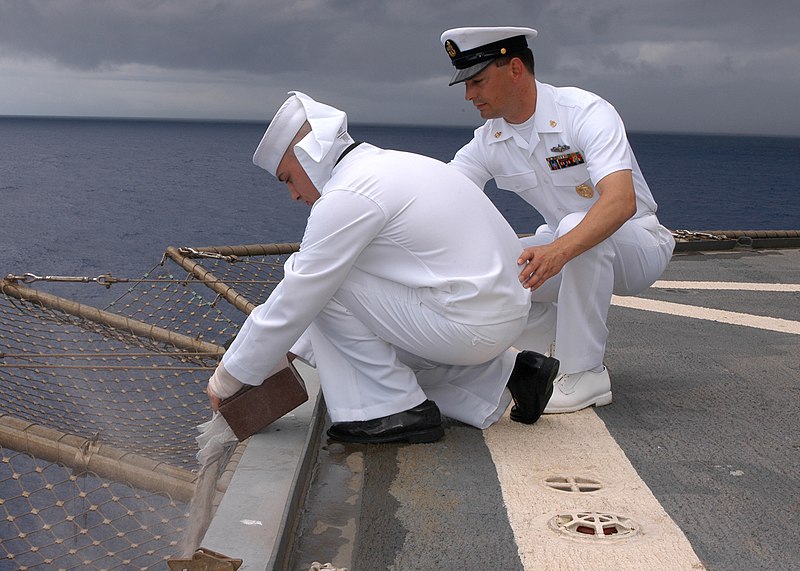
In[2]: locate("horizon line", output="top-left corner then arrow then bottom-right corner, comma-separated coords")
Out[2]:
0,113 -> 797,140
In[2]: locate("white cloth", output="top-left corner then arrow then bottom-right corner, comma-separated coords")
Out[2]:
450,81 -> 675,373
181,412 -> 238,556
224,144 -> 530,427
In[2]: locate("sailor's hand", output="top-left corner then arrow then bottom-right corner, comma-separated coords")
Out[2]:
517,244 -> 567,290
206,383 -> 222,412
206,363 -> 243,411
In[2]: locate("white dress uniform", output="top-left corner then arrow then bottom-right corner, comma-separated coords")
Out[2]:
450,80 -> 675,375
221,93 -> 531,429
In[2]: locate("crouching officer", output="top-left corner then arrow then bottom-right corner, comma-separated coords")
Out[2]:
439,27 -> 675,414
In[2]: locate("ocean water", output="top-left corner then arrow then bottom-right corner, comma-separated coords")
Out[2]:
1,117 -> 798,292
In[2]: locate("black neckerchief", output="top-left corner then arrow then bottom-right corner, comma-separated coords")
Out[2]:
335,142 -> 363,166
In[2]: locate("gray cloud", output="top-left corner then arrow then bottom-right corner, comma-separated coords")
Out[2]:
1,0 -> 798,135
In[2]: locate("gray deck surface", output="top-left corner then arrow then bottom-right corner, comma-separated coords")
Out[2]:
205,246 -> 799,571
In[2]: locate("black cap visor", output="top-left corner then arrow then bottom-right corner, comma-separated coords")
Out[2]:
448,60 -> 492,86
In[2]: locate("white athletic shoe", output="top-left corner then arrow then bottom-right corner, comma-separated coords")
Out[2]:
543,367 -> 613,414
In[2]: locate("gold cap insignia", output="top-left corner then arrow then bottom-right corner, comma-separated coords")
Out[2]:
494,131 -> 502,138
500,47 -> 507,55
576,183 -> 594,198
549,120 -> 558,128
445,40 -> 457,59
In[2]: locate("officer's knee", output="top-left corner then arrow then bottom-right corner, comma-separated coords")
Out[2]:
555,212 -> 587,237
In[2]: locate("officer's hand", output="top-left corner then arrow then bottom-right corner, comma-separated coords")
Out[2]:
517,244 -> 568,290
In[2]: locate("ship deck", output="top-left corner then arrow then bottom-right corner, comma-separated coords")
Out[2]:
202,243 -> 799,571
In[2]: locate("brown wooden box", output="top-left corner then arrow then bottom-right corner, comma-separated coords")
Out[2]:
218,358 -> 308,441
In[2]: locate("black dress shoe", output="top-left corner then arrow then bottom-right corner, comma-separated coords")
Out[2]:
327,399 -> 444,444
507,351 -> 560,424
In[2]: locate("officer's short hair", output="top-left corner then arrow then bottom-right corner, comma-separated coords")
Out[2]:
494,48 -> 535,75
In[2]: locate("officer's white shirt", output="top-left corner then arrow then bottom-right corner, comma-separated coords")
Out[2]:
451,80 -> 660,229
222,144 -> 530,387
449,80 -> 675,375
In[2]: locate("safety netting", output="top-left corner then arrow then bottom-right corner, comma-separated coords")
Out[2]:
0,243 -> 299,570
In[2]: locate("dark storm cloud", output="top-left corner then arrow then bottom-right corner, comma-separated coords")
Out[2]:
0,0 -> 455,79
0,1 -> 550,81
0,0 -> 798,135
1,0 -> 796,76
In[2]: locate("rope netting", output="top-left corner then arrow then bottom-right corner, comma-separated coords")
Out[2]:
0,243 -> 299,570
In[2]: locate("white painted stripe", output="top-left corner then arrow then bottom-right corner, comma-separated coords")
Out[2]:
485,410 -> 705,570
486,282 -> 798,568
611,295 -> 800,335
651,280 -> 800,291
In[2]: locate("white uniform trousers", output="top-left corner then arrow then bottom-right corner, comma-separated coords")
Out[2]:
293,268 -> 526,429
514,213 -> 674,374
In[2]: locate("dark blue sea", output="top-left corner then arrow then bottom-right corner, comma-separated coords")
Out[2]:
1,116 -> 798,299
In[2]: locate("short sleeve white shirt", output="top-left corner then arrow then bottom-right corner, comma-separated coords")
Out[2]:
451,81 -> 659,229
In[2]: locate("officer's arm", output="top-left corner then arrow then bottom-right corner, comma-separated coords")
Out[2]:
561,168 -> 637,254
517,169 -> 636,289
449,138 -> 493,190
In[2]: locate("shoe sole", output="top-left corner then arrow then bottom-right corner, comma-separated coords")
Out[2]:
509,357 -> 559,424
327,424 -> 445,444
543,391 -> 613,414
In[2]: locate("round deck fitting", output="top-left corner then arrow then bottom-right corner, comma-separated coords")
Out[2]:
544,475 -> 603,493
549,512 -> 639,541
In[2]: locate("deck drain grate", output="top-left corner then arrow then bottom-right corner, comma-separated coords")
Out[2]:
549,512 -> 639,541
544,476 -> 603,493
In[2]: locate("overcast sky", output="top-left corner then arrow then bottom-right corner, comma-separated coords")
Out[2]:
1,0 -> 798,137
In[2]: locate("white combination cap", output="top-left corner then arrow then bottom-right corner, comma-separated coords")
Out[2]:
440,26 -> 538,85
